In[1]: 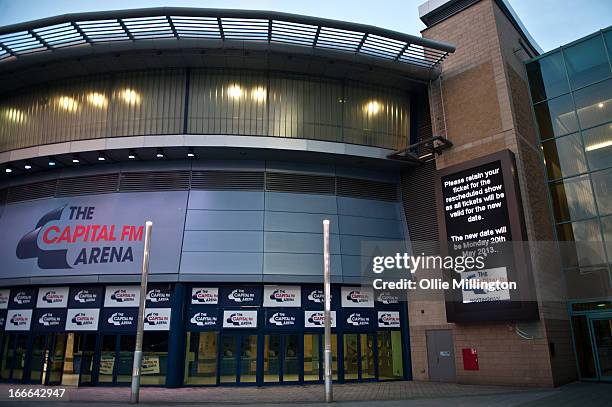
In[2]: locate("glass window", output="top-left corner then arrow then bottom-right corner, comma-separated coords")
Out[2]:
557,219 -> 606,269
534,94 -> 578,139
542,133 -> 587,179
592,169 -> 612,216
573,79 -> 612,130
303,334 -> 320,381
140,332 -> 168,385
263,334 -> 280,383
549,175 -> 597,222
526,52 -> 569,103
377,331 -> 403,380
239,335 -> 258,383
606,30 -> 612,58
601,215 -> 612,262
583,123 -> 612,170
564,35 -> 611,89
184,332 -> 218,385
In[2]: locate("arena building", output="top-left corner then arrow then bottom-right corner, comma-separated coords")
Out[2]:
0,0 -> 606,388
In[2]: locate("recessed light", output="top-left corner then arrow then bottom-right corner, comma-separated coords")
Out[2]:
24,163 -> 32,170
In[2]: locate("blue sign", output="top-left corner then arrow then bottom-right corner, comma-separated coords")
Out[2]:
341,309 -> 376,331
9,287 -> 37,309
32,309 -> 67,332
68,286 -> 103,308
0,192 -> 187,279
265,309 -> 301,330
187,309 -> 219,331
374,290 -> 403,309
146,286 -> 172,308
220,286 -> 262,307
301,285 -> 339,309
101,308 -> 138,332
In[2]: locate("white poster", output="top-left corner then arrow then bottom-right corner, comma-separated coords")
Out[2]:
144,308 -> 171,331
36,287 -> 69,308
223,310 -> 258,328
263,285 -> 301,307
65,309 -> 100,331
99,355 -> 115,375
5,309 -> 32,331
377,311 -> 401,328
304,310 -> 336,328
142,356 -> 160,375
191,288 -> 219,305
104,286 -> 140,307
0,289 -> 9,309
461,267 -> 511,303
341,287 -> 374,308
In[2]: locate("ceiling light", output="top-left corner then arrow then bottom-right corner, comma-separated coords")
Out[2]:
24,163 -> 32,170
121,88 -> 141,105
58,96 -> 78,112
187,148 -> 195,158
585,140 -> 612,151
128,150 -> 136,159
365,101 -> 381,115
4,108 -> 25,123
48,158 -> 56,166
5,167 -> 12,173
72,155 -> 80,164
98,152 -> 106,161
87,92 -> 108,108
156,149 -> 164,159
597,102 -> 604,108
228,84 -> 242,99
252,86 -> 266,102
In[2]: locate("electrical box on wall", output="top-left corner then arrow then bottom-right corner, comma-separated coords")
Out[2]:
462,348 -> 479,370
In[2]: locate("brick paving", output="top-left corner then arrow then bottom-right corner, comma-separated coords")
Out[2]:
0,381 -> 609,406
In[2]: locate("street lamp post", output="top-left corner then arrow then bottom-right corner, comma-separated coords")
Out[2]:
323,219 -> 333,403
130,221 -> 153,404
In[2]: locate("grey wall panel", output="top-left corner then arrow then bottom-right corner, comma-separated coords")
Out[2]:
265,192 -> 337,214
338,215 -> 404,239
182,231 -> 263,252
341,255 -> 369,277
265,161 -> 335,175
185,210 -> 264,231
264,231 -> 341,254
180,252 -> 263,275
337,197 -> 401,219
335,166 -> 400,182
263,253 -> 342,276
191,160 -> 265,171
179,273 -> 263,283
188,191 -> 264,210
264,212 -> 340,234
262,274 -> 343,284
339,235 -> 403,256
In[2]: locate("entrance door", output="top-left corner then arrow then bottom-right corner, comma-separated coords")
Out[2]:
263,334 -> 300,384
343,333 -> 376,381
27,333 -> 68,385
1,333 -> 28,382
590,314 -> 612,381
96,334 -> 135,386
426,330 -> 455,382
61,333 -> 96,386
218,333 -> 258,384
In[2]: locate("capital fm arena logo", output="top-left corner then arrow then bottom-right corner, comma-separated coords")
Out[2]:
16,205 -> 143,269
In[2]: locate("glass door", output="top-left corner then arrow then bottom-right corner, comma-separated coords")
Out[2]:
46,333 -> 68,385
1,333 -> 28,382
61,333 -> 96,386
263,334 -> 299,384
343,333 -> 376,381
96,334 -> 135,385
590,314 -> 612,381
98,334 -> 116,384
218,333 -> 258,384
303,334 -> 321,382
116,335 -> 135,385
28,334 -> 47,383
184,332 -> 218,385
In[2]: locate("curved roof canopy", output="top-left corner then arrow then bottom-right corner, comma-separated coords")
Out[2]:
0,7 -> 454,79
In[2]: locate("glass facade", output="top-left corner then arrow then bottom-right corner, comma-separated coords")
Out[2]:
527,27 -> 612,382
0,69 -> 410,152
527,28 -> 612,281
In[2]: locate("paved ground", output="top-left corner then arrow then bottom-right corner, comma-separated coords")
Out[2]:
0,380 -> 609,406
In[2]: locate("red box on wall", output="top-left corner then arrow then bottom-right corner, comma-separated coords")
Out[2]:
462,348 -> 479,370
